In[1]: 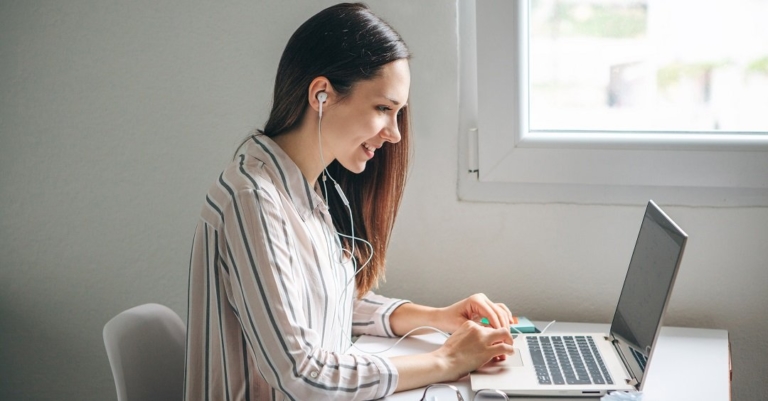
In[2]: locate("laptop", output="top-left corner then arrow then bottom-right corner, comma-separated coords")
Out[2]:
471,200 -> 688,397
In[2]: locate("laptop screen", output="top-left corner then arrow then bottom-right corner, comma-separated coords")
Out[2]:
609,201 -> 687,387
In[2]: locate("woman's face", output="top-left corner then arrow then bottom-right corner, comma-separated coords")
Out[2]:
322,59 -> 410,174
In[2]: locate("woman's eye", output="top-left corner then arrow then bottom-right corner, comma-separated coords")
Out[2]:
377,105 -> 391,112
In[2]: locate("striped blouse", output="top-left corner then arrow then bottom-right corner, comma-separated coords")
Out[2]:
184,135 -> 409,401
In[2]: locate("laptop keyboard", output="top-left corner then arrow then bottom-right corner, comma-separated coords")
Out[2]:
527,336 -> 614,385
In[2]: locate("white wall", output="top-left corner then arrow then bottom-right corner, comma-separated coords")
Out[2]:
1,1 -> 765,400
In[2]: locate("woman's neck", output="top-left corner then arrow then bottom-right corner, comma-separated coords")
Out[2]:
271,123 -> 330,187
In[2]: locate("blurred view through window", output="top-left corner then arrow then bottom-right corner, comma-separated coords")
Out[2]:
529,0 -> 768,133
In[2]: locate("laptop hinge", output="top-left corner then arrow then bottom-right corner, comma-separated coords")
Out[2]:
609,335 -> 641,389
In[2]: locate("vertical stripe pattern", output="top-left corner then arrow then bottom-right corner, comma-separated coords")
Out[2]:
184,136 -> 409,401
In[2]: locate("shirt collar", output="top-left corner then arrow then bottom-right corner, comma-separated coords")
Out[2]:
244,134 -> 327,221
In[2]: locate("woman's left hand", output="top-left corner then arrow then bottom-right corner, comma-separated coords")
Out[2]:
439,293 -> 516,332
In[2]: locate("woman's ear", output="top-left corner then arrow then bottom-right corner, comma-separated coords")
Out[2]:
308,76 -> 335,113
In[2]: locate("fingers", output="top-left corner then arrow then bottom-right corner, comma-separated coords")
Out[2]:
464,325 -> 516,363
498,302 -> 517,325
490,325 -> 515,346
490,341 -> 516,356
461,320 -> 515,345
479,323 -> 515,349
487,329 -> 516,361
470,294 -> 516,329
481,298 -> 503,329
442,322 -> 516,378
492,301 -> 516,326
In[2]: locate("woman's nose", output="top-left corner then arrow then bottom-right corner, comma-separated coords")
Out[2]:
381,119 -> 401,143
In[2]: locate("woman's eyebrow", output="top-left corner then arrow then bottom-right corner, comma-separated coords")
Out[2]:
382,96 -> 407,107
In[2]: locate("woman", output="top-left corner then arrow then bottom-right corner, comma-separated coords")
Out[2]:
184,3 -> 515,400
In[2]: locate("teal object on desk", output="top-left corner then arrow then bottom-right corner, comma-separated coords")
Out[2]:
480,317 -> 538,333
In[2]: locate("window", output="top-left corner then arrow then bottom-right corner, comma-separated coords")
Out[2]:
458,0 -> 768,206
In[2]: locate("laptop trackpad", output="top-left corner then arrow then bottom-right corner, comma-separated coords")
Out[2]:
504,348 -> 523,367
506,350 -> 523,367
475,349 -> 523,374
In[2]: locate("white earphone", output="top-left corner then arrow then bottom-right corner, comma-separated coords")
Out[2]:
317,91 -> 327,118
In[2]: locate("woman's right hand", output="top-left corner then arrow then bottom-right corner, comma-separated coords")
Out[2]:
432,320 -> 515,381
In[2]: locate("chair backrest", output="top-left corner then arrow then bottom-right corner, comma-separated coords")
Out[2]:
103,303 -> 186,401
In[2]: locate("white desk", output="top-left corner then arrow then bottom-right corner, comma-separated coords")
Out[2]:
354,322 -> 730,401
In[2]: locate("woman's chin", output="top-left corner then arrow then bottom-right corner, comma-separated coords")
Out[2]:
339,161 -> 367,174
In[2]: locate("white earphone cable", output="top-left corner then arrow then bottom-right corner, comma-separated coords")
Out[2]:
316,92 -> 450,355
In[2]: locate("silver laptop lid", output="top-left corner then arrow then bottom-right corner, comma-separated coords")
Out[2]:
609,200 -> 688,390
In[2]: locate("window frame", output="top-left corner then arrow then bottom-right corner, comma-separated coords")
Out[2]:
458,0 -> 768,207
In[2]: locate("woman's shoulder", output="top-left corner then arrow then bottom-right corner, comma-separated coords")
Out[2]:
222,155 -> 284,196
200,156 -> 283,221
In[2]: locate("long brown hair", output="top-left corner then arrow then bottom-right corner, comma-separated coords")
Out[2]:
259,3 -> 411,295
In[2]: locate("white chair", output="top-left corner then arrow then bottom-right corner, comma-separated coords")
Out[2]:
103,303 -> 186,401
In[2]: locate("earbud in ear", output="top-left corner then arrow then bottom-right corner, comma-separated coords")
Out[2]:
317,91 -> 327,118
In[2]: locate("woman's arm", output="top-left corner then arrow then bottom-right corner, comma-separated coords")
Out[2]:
386,294 -> 518,391
389,293 -> 516,335
390,321 -> 515,391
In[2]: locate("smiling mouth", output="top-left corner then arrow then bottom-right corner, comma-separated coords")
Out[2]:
362,142 -> 377,156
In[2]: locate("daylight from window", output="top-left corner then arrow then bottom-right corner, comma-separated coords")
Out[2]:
529,0 -> 768,133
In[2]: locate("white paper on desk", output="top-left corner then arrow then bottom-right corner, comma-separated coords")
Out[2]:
351,333 -> 446,357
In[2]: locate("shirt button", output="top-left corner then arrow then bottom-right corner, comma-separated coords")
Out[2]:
310,371 -> 319,378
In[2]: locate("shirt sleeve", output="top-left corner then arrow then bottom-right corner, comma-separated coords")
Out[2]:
352,291 -> 411,338
222,187 -> 399,400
